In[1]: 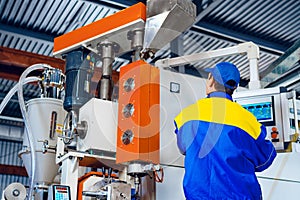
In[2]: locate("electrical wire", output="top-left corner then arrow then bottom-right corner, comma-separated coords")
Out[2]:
0,77 -> 41,114
154,168 -> 164,183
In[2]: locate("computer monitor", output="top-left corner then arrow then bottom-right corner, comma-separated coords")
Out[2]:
237,96 -> 275,126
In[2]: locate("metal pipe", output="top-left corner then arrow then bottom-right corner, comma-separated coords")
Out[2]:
98,41 -> 119,100
248,58 -> 261,89
134,175 -> 141,199
292,91 -> 299,135
155,42 -> 261,89
100,79 -> 111,100
128,28 -> 144,61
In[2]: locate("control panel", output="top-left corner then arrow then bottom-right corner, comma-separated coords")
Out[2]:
48,185 -> 71,200
234,87 -> 294,151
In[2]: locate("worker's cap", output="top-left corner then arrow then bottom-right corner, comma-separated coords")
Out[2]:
205,62 -> 240,90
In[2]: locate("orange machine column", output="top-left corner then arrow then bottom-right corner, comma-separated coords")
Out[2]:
117,60 -> 160,164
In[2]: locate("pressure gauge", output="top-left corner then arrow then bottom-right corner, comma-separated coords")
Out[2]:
122,130 -> 134,145
123,78 -> 135,92
122,103 -> 135,118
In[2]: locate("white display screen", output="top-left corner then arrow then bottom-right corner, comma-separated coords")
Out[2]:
53,185 -> 70,200
235,95 -> 275,126
242,102 -> 273,121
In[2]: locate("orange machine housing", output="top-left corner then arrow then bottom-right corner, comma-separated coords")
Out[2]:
117,60 -> 160,164
53,3 -> 146,54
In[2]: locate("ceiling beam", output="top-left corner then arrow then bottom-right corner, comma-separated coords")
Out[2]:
99,0 -> 146,7
82,0 -> 145,10
0,46 -> 65,81
0,23 -> 55,42
265,65 -> 300,88
0,164 -> 28,177
194,0 -> 221,22
0,46 -> 119,97
193,22 -> 287,55
261,39 -> 300,80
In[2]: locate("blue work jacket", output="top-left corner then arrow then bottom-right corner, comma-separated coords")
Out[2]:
174,92 -> 276,200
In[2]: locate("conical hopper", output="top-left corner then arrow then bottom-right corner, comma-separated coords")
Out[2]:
19,98 -> 66,185
144,0 -> 196,50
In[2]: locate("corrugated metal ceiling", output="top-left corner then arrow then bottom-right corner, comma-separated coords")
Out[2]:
198,0 -> 299,52
0,0 -> 118,35
0,0 -> 118,56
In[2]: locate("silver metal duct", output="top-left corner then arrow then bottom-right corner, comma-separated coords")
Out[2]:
144,0 -> 196,50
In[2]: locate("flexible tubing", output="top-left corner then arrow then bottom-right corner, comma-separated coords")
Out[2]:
0,77 -> 41,114
17,64 -> 53,199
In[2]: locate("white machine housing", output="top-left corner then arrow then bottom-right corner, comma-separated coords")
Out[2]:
19,98 -> 66,186
288,99 -> 300,137
77,98 -> 118,156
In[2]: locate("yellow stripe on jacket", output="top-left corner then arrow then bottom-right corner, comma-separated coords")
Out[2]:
175,98 -> 262,139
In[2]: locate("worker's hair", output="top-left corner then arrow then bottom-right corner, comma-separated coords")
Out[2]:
214,80 -> 236,96
208,73 -> 236,95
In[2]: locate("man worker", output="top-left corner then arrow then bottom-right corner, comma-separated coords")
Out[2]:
174,62 -> 276,200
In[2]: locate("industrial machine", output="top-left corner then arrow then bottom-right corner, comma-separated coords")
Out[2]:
2,0 -> 300,199
50,1 -> 197,199
233,87 -> 299,150
0,65 -> 66,200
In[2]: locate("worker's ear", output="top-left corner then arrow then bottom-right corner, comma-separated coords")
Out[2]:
206,74 -> 216,95
207,75 -> 215,88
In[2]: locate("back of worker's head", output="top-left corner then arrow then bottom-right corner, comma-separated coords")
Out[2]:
205,62 -> 240,95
